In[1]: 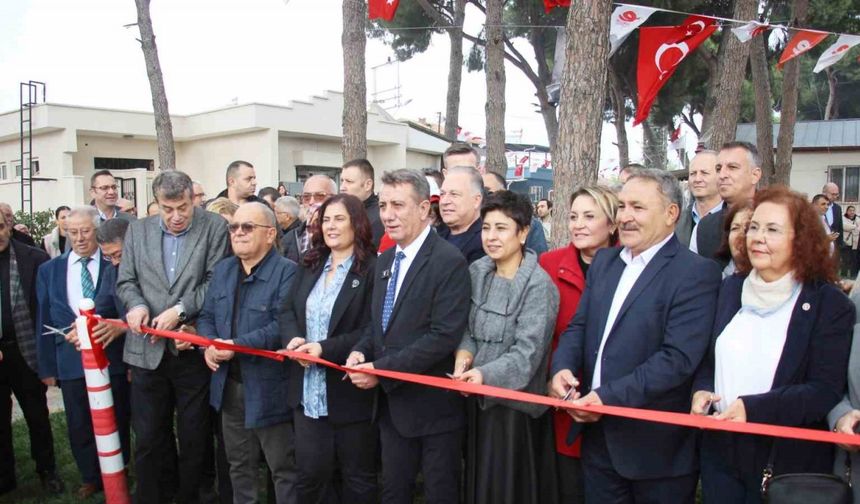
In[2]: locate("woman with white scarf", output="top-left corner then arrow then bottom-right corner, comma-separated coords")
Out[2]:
691,186 -> 854,503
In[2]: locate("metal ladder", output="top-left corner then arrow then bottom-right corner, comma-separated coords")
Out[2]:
19,81 -> 45,215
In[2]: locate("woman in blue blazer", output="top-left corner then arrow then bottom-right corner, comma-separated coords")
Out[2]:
279,194 -> 378,504
691,186 -> 854,503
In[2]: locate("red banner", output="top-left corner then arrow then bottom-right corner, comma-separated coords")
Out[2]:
368,0 -> 400,22
634,16 -> 717,126
93,316 -> 860,447
543,0 -> 571,14
778,29 -> 829,69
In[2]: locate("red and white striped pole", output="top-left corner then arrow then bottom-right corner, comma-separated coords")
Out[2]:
76,298 -> 130,504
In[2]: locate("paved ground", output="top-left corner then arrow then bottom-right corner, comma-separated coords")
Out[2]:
11,386 -> 64,421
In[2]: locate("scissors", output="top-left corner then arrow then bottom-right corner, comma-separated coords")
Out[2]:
42,324 -> 74,337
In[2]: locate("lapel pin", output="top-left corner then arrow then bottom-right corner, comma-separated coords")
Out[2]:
802,302 -> 811,311
382,269 -> 391,279
352,279 -> 360,288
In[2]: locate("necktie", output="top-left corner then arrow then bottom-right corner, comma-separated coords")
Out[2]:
381,251 -> 405,332
80,257 -> 96,300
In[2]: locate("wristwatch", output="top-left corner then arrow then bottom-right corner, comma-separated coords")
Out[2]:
175,302 -> 187,323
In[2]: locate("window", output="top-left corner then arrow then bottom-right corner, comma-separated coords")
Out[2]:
829,166 -> 860,202
14,164 -> 21,179
0,164 -> 5,180
32,160 -> 39,176
529,185 -> 544,201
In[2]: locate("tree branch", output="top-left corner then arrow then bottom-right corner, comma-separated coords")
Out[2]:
414,0 -> 452,26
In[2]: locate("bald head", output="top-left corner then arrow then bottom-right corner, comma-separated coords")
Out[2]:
823,182 -> 840,203
0,203 -> 13,226
301,175 -> 337,211
688,151 -> 719,202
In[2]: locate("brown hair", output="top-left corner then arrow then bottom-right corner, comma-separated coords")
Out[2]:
716,200 -> 753,264
734,185 -> 838,283
303,193 -> 375,275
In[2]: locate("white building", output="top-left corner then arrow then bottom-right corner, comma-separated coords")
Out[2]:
0,91 -> 448,215
736,119 -> 860,202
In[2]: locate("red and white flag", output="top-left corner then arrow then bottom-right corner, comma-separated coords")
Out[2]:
813,34 -> 860,73
368,0 -> 400,21
543,0 -> 571,14
777,29 -> 829,68
609,5 -> 658,56
732,21 -> 769,43
634,16 -> 717,126
669,126 -> 686,150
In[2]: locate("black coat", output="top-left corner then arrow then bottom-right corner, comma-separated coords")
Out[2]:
694,274 -> 854,477
353,230 -> 471,437
695,204 -> 728,266
437,218 -> 486,264
280,254 -> 376,424
280,222 -> 307,264
364,193 -> 384,248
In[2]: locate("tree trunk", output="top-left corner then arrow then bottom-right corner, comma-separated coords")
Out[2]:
643,117 -> 668,170
775,0 -> 810,186
135,0 -> 175,171
444,0 -> 466,140
528,19 -> 560,153
704,0 -> 758,150
342,0 -> 367,161
824,67 -> 839,120
750,31 -> 776,184
608,66 -> 629,168
553,0 -> 612,248
698,31 -> 725,141
484,0 -> 507,175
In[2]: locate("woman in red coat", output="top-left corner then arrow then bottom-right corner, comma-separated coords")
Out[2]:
539,185 -> 619,504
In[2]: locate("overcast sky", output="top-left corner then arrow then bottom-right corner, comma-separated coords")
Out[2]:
1,0 -> 655,174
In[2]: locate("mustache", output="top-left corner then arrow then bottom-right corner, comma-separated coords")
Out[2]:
620,223 -> 639,231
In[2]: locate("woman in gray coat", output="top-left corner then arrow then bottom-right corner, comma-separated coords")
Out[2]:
828,279 -> 860,495
453,190 -> 560,504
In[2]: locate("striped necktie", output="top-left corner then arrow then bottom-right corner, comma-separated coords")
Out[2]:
381,251 -> 405,332
80,256 -> 96,300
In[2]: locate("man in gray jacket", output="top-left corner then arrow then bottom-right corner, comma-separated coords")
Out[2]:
117,170 -> 229,504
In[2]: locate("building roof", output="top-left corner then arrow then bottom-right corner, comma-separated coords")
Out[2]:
736,119 -> 860,150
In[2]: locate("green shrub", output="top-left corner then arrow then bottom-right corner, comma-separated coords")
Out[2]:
14,209 -> 56,245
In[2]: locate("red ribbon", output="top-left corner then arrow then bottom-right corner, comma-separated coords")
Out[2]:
94,316 -> 860,447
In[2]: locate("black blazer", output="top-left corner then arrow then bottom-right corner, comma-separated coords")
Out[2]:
280,254 -> 376,425
551,235 -> 722,479
831,202 -> 845,248
353,230 -> 471,438
695,204 -> 728,266
694,274 -> 855,476
9,240 -> 49,373
280,222 -> 307,264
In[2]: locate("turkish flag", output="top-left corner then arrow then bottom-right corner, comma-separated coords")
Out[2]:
368,0 -> 400,21
777,29 -> 828,68
543,0 -> 571,14
634,16 -> 717,126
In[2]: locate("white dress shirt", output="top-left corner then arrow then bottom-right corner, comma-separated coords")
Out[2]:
67,249 -> 101,315
689,200 -> 723,253
592,232 -> 674,390
713,286 -> 800,412
390,224 -> 432,302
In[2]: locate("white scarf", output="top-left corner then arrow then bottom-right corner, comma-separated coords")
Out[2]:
741,269 -> 800,315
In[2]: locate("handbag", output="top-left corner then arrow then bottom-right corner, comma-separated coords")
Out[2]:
761,442 -> 852,504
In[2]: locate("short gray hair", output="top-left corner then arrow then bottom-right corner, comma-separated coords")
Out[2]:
381,169 -> 430,203
274,196 -> 300,218
627,168 -> 684,211
68,206 -> 100,228
445,165 -> 484,197
96,218 -> 129,244
243,201 -> 277,228
152,170 -> 194,201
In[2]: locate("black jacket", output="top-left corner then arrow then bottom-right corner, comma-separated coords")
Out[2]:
12,228 -> 36,248
214,188 -> 263,205
364,194 -> 384,248
437,218 -> 486,264
280,254 -> 376,424
280,222 -> 307,264
353,231 -> 471,437
695,204 -> 728,267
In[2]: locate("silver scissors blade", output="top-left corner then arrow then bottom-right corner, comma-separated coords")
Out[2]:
42,324 -> 73,337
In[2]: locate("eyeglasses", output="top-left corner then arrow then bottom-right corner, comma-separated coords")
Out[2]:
301,192 -> 329,203
227,222 -> 274,234
93,185 -> 118,192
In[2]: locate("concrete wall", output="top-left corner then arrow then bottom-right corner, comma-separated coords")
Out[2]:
177,129 -> 274,196
790,151 -> 860,202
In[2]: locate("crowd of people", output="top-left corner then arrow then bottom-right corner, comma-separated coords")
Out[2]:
1,140 -> 860,504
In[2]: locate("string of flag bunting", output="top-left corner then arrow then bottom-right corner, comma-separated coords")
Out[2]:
366,1 -> 860,126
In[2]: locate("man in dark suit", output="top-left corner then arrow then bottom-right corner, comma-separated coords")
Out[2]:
340,159 -> 384,247
201,202 -> 298,504
695,141 -> 762,263
117,170 -> 229,503
823,182 -> 845,248
675,151 -> 721,249
35,206 -> 129,499
550,169 -> 721,503
348,169 -> 471,504
0,209 -> 64,497
437,165 -> 485,264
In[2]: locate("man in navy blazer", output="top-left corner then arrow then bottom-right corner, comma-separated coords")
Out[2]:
551,169 -> 721,504
200,202 -> 298,504
348,169 -> 470,504
35,207 -> 129,499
